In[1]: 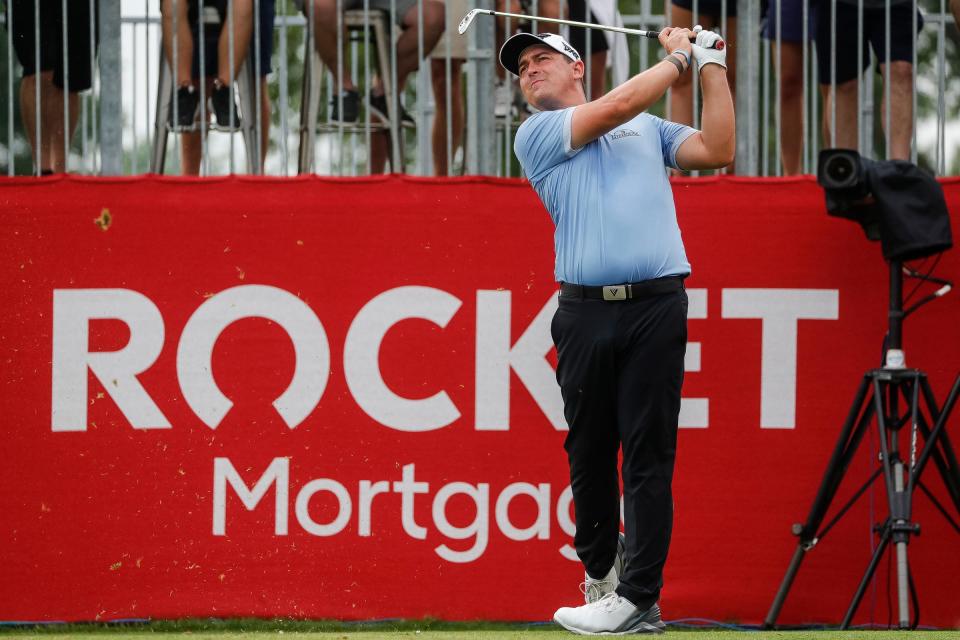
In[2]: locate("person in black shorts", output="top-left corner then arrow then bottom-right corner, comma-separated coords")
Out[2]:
161,0 -> 276,175
180,0 -> 276,175
566,0 -> 611,98
815,0 -> 921,160
669,0 -> 735,168
511,0 -> 611,100
161,0 -> 256,130
11,0 -> 99,174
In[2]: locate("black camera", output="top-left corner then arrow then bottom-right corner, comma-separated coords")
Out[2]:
817,149 -> 953,261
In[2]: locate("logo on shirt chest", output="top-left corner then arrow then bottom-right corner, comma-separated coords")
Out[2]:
609,128 -> 642,141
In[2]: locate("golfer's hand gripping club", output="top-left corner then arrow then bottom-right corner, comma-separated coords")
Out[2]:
690,29 -> 727,70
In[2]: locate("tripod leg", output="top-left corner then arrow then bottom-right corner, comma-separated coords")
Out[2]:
895,534 -> 910,628
763,375 -> 874,629
917,375 -> 960,514
841,528 -> 891,629
873,377 -> 915,628
763,545 -> 806,629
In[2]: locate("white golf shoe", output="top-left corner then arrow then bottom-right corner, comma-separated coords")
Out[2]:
581,565 -> 618,604
554,594 -> 666,635
582,532 -> 627,604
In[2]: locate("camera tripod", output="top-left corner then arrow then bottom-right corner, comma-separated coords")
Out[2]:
764,259 -> 960,630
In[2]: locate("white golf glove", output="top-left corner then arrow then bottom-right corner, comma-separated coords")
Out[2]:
691,29 -> 727,71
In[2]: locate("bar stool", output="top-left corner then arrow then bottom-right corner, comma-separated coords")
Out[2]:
150,4 -> 262,174
297,9 -> 403,174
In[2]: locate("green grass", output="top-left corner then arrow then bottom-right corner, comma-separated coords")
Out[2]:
4,632 -> 960,639
1,619 -> 958,639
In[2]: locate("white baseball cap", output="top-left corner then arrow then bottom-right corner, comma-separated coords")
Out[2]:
499,32 -> 581,77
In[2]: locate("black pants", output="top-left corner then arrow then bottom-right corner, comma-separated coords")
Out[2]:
551,278 -> 687,611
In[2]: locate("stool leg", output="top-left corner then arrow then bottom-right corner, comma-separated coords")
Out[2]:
374,17 -> 403,172
151,38 -> 172,174
299,46 -> 322,174
237,57 -> 261,174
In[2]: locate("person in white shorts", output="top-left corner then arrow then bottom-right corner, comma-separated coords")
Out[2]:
430,0 -> 470,175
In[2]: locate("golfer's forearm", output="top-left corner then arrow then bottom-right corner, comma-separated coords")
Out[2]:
698,66 -> 735,163
606,58 -> 682,120
572,58 -> 684,148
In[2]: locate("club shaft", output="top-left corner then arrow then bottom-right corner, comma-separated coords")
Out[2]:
474,9 -> 660,38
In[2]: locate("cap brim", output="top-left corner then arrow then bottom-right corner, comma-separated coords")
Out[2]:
498,33 -> 550,77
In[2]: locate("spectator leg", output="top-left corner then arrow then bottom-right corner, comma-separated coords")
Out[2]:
777,40 -> 804,175
179,77 -> 213,175
880,61 -> 913,161
19,71 -> 59,172
820,78 -> 857,150
19,74 -> 40,169
390,1 -> 445,93
181,130 -> 203,175
218,0 -> 254,84
161,0 -> 194,87
370,132 -> 388,174
494,0 -> 523,83
589,51 -> 606,99
308,0 -> 355,90
178,76 -> 267,174
259,77 -> 270,165
722,17 -> 736,173
430,57 -> 464,176
44,86 -> 80,173
535,0 -> 563,33
723,18 -> 736,112
668,5 -> 696,127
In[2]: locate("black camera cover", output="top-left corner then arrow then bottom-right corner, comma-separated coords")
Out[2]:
868,161 -> 953,261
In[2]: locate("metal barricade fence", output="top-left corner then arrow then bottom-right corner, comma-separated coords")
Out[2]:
0,0 -> 956,178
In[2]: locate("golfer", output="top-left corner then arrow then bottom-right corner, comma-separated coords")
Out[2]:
499,26 -> 733,635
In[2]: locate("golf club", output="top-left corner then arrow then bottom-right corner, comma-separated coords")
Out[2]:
458,8 -> 704,41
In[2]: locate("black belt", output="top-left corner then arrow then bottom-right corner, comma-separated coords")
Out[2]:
559,275 -> 686,301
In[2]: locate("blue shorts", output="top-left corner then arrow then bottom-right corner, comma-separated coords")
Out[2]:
762,0 -> 817,42
189,0 -> 275,79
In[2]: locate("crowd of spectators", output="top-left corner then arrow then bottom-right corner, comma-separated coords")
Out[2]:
4,0 -> 952,177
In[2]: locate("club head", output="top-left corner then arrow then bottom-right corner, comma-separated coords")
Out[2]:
458,8 -> 482,34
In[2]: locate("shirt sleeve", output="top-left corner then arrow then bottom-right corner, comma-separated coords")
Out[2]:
652,115 -> 697,170
514,107 -> 580,181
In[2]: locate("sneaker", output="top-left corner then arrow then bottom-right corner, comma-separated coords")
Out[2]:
494,80 -> 513,118
582,532 -> 627,604
554,594 -> 666,636
211,81 -> 241,129
330,89 -> 359,123
169,85 -> 199,128
368,93 -> 416,128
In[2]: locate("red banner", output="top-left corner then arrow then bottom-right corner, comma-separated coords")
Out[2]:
1,174 -> 958,626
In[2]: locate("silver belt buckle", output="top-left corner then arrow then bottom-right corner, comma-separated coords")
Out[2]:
602,284 -> 629,301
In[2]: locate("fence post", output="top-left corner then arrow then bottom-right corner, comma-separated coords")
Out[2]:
98,0 -> 122,175
735,0 -> 759,175
466,0 -> 496,176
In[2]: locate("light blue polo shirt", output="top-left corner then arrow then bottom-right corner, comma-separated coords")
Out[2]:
514,107 -> 696,286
